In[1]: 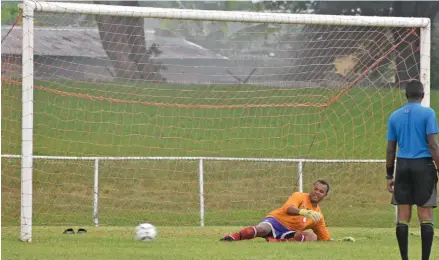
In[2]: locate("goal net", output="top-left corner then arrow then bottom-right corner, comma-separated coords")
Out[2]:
1,1 -> 431,241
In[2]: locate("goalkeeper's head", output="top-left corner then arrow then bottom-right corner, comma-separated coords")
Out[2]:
309,179 -> 330,204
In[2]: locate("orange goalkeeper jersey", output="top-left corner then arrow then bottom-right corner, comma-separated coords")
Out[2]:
266,192 -> 331,241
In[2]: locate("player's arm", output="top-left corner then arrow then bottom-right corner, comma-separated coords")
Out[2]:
428,134 -> 439,168
282,193 -> 321,222
426,109 -> 439,169
286,206 -> 301,215
311,217 -> 354,242
312,218 -> 355,242
386,140 -> 397,190
281,192 -> 303,216
386,115 -> 397,192
312,217 -> 331,241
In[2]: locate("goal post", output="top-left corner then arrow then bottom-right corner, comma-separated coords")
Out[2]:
20,0 -> 35,242
420,22 -> 432,107
5,0 -> 432,242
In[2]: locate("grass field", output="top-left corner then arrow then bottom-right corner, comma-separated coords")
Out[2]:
2,226 -> 439,259
2,80 -> 412,158
2,79 -> 439,259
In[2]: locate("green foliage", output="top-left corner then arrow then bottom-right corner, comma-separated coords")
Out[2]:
263,0 -> 312,13
141,1 -> 254,11
1,2 -> 20,25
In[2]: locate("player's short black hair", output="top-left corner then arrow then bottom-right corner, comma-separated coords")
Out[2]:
405,80 -> 424,100
314,179 -> 330,194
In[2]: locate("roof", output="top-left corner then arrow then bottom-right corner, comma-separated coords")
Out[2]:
1,26 -> 228,60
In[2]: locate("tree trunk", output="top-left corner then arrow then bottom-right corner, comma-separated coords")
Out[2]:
93,1 -> 165,82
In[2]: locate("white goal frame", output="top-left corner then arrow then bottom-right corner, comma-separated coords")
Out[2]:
17,0 -> 431,242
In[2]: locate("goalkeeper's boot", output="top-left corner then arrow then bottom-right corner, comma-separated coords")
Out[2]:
220,235 -> 235,242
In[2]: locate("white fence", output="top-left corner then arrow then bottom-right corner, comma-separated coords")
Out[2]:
1,154 -> 386,227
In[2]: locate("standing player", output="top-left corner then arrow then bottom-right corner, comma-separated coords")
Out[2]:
386,80 -> 439,260
220,179 -> 333,242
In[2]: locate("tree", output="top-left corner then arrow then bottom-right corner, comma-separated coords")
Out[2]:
1,1 -> 20,25
262,1 -> 312,13
311,1 -> 439,87
390,2 -> 439,87
261,1 -> 438,87
93,1 -> 165,82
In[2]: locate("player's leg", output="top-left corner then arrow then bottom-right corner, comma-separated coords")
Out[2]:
266,231 -> 317,243
418,207 -> 434,260
220,217 -> 289,242
220,225 -> 258,241
412,158 -> 438,260
296,231 -> 317,242
393,158 -> 413,260
220,222 -> 272,242
396,205 -> 411,260
287,231 -> 317,242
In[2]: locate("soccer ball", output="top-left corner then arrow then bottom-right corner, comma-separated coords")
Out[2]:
135,223 -> 157,241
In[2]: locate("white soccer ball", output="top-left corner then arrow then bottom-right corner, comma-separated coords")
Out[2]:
135,223 -> 157,241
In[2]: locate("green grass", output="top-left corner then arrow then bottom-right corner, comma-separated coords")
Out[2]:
2,226 -> 439,260
2,80 -> 439,259
2,80 -> 414,158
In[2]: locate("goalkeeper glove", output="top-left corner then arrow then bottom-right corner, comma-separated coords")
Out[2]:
299,209 -> 321,222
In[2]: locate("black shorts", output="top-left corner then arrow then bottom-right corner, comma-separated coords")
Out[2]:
392,157 -> 438,207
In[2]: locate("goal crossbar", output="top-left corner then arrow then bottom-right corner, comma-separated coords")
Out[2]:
22,1 -> 431,28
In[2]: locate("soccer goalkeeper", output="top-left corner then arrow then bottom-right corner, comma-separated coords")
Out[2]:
220,179 -> 335,242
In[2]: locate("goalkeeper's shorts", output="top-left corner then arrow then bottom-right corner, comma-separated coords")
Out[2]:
259,217 -> 296,239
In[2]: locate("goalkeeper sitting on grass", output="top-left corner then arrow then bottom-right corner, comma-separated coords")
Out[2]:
220,179 -> 350,243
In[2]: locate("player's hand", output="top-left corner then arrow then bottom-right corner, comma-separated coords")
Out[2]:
386,179 -> 394,193
299,209 -> 321,222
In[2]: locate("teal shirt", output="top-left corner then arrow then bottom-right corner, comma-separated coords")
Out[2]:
387,102 -> 438,159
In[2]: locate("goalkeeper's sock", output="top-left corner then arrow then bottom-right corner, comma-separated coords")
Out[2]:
396,221 -> 409,260
420,221 -> 434,260
229,226 -> 257,241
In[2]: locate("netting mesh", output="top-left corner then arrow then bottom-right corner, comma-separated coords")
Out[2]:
1,3 -> 426,234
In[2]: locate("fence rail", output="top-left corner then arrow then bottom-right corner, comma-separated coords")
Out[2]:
1,154 -> 386,226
